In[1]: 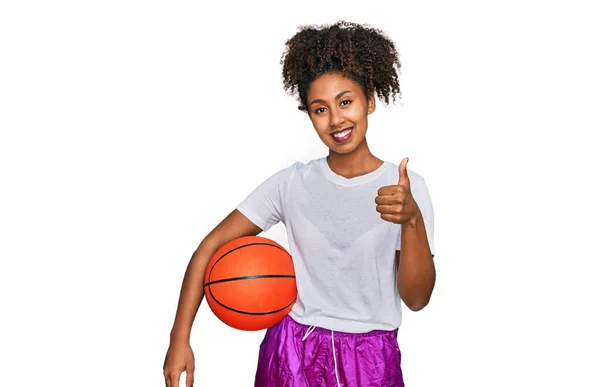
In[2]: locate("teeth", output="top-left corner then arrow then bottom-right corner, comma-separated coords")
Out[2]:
333,129 -> 352,138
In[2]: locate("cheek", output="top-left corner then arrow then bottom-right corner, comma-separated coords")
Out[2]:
347,105 -> 368,122
311,116 -> 330,134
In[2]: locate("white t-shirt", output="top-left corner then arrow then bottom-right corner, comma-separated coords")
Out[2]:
236,157 -> 436,333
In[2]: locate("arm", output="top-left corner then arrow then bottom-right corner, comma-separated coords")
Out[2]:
396,206 -> 436,311
170,163 -> 293,341
169,209 -> 262,343
165,164 -> 292,386
375,157 -> 436,312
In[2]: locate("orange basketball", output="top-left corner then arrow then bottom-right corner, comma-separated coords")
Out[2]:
203,236 -> 297,331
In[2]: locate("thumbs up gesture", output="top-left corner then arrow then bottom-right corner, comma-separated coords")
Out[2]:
375,157 -> 419,224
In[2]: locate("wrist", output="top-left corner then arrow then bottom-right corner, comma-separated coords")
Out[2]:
170,330 -> 190,344
403,208 -> 421,228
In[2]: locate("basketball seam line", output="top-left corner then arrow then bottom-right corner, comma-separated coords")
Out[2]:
204,274 -> 296,287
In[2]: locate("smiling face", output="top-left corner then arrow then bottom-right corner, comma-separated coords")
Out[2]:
306,73 -> 376,155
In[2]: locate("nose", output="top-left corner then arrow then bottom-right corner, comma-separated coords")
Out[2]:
329,107 -> 345,128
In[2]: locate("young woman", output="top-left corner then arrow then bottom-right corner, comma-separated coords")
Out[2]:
164,21 -> 436,387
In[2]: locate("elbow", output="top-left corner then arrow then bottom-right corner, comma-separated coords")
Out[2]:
405,298 -> 430,311
400,288 -> 433,311
399,266 -> 436,312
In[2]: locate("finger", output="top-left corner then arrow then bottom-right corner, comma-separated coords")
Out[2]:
376,204 -> 399,214
186,368 -> 194,387
380,212 -> 412,224
375,195 -> 400,205
380,213 -> 398,223
377,185 -> 401,196
169,372 -> 180,387
398,157 -> 410,188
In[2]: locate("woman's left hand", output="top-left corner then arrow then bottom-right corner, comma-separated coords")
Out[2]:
375,157 -> 419,225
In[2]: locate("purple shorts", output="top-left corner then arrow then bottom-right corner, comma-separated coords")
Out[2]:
254,315 -> 404,387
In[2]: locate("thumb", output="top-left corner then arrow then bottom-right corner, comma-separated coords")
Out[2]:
398,157 -> 410,187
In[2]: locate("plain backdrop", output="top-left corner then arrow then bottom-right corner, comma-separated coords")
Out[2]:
1,1 -> 599,386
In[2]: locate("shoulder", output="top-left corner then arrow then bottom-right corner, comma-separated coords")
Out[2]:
278,157 -> 323,177
260,158 -> 316,185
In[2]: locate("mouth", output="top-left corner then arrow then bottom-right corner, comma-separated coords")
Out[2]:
330,126 -> 354,144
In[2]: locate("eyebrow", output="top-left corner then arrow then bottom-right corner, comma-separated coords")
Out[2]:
309,90 -> 352,106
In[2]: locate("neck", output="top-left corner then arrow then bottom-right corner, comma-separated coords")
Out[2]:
327,138 -> 383,179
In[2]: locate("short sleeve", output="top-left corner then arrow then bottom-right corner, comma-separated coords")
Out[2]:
396,178 -> 436,256
236,163 -> 297,232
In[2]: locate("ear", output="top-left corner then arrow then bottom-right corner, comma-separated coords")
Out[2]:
367,94 -> 376,114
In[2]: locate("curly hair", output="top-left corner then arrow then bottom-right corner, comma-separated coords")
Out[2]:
281,21 -> 402,112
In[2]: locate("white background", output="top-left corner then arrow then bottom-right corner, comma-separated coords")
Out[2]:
1,0 -> 599,386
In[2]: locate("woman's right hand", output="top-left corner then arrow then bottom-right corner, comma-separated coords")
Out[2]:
163,341 -> 195,387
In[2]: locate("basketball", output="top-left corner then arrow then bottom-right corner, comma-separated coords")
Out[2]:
203,235 -> 297,331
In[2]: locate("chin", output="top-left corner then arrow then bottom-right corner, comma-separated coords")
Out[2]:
328,145 -> 357,155
324,136 -> 364,155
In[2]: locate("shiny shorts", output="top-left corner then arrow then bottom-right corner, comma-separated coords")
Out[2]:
255,315 -> 404,387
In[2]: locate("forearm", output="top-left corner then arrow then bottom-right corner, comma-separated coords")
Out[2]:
397,208 -> 436,311
169,242 -> 217,343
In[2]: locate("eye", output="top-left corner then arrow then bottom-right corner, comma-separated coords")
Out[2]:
340,99 -> 352,106
315,107 -> 327,114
